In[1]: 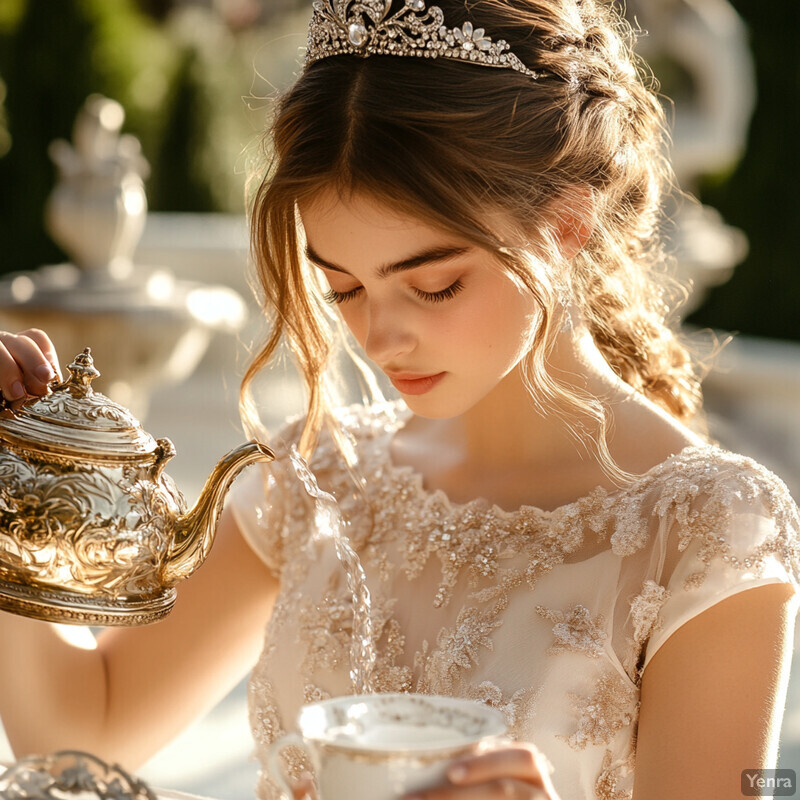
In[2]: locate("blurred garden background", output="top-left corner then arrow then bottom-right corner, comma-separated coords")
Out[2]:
0,0 -> 797,339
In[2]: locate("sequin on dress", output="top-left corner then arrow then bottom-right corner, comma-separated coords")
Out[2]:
229,401 -> 800,800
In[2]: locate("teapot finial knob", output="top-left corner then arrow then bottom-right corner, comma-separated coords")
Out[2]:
65,347 -> 101,397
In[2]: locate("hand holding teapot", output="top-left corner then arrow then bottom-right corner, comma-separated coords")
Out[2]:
0,329 -> 274,626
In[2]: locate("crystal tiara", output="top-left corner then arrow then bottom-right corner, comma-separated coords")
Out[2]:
305,0 -> 545,80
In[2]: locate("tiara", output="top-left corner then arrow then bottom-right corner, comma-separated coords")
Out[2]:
305,0 -> 545,80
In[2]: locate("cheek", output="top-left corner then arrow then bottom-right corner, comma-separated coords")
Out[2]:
461,288 -> 537,358
336,305 -> 366,344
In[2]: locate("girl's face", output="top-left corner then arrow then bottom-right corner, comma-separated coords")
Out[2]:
299,189 -> 540,419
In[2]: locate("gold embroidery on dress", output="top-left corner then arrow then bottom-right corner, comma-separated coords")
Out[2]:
304,683 -> 331,704
297,590 -> 350,675
536,604 -> 608,658
594,748 -> 634,800
418,603 -> 506,695
649,449 -> 800,589
469,570 -> 524,606
243,402 -> 800,800
297,584 -> 413,693
464,681 -> 543,740
623,580 -> 670,681
248,676 -> 311,800
369,617 -> 414,693
248,676 -> 284,747
560,668 -> 639,750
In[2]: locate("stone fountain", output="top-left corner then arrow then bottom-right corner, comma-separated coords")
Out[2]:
0,94 -> 247,418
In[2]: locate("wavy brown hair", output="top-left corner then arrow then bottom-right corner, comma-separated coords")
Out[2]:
242,0 -> 703,476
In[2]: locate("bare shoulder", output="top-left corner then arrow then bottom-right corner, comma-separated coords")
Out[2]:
607,389 -> 705,477
634,582 -> 799,799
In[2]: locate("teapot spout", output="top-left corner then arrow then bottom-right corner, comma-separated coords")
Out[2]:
163,440 -> 274,586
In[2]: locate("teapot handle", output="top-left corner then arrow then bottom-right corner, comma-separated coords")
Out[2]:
267,733 -> 310,800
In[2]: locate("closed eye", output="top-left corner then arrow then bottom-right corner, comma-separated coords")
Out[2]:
323,286 -> 362,304
413,279 -> 464,303
324,280 -> 465,305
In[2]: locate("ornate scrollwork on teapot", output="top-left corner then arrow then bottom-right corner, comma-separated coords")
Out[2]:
0,750 -> 156,800
0,348 -> 274,626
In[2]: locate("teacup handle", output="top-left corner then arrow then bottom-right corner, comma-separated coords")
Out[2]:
267,732 -> 309,800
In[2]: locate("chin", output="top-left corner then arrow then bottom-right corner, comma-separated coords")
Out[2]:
396,390 -> 480,420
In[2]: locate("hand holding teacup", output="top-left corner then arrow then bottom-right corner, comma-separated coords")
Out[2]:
268,693 -> 561,800
403,742 -> 561,800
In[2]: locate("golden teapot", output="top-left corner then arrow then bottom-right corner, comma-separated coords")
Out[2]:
0,348 -> 274,625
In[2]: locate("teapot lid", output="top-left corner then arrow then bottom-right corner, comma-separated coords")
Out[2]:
0,348 -> 158,460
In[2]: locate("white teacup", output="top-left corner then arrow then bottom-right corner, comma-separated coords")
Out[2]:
268,693 -> 508,800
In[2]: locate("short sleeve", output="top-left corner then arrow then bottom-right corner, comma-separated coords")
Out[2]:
226,416 -> 306,579
227,459 -> 287,578
642,459 -> 800,672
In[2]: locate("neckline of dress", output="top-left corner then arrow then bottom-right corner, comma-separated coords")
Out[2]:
373,399 -> 717,519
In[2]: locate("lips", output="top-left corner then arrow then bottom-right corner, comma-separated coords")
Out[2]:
385,371 -> 446,396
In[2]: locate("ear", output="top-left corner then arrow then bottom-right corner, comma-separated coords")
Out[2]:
549,186 -> 596,260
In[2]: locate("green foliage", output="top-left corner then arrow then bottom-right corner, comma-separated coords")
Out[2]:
147,9 -> 257,213
149,45 -> 217,212
2,0 -> 793,346
0,0 -> 25,33
0,0 -> 257,275
0,0 -> 175,274
689,0 -> 800,341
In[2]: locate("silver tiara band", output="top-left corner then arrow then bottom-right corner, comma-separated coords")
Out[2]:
305,0 -> 546,80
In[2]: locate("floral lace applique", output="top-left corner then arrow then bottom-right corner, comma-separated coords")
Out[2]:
624,447 -> 799,588
248,675 -> 284,747
297,589 -> 351,675
280,406 -> 800,605
464,681 -> 543,740
321,408 -> 615,608
400,505 -> 515,608
248,590 -> 297,748
369,617 -> 414,693
296,581 -> 413,692
623,580 -> 670,681
249,675 -> 313,800
243,403 -> 800,800
270,745 -> 312,799
469,570 -> 524,606
536,604 -> 608,658
628,581 -> 669,648
417,603 -> 505,695
560,668 -> 639,751
594,748 -> 634,800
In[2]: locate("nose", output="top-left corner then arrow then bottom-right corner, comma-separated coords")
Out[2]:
362,299 -> 416,365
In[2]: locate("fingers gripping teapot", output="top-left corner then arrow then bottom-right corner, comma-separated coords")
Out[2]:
0,348 -> 274,625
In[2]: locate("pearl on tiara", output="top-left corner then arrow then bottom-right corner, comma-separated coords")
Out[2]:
305,0 -> 546,80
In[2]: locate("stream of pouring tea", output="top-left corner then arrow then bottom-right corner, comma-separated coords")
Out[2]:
289,446 -> 376,694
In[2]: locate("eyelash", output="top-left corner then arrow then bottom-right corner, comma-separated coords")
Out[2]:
323,279 -> 465,305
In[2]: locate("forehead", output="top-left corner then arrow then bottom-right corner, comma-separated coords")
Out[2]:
298,188 -> 468,260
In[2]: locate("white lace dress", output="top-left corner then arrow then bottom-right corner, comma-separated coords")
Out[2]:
229,401 -> 800,800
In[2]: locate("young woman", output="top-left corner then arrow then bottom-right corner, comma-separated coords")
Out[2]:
0,1 -> 798,799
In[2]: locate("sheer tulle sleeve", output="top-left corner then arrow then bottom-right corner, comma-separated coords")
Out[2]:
227,418 -> 305,579
641,454 -> 800,672
228,461 -> 288,578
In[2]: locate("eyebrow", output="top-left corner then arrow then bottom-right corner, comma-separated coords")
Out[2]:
304,243 -> 473,279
